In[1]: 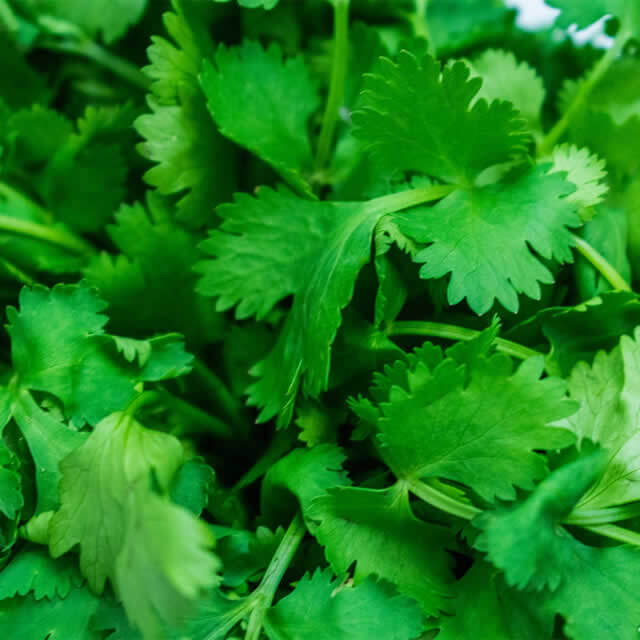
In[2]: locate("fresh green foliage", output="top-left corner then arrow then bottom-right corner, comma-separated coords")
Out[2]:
1,1 -> 640,639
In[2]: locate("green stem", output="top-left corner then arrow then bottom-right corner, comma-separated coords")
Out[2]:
0,258 -> 35,286
584,523 -> 640,546
367,183 -> 456,217
39,37 -> 150,91
244,512 -> 306,640
573,234 -> 632,292
314,0 -> 350,173
0,182 -> 53,223
161,390 -> 233,440
565,502 -> 640,527
409,478 -> 640,547
0,0 -> 19,33
389,320 -> 542,361
407,0 -> 434,54
406,478 -> 481,521
192,358 -> 247,430
0,213 -> 95,255
538,33 -> 627,156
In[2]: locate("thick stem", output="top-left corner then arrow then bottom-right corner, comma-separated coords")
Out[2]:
406,478 -> 481,521
366,183 -> 456,217
0,213 -> 95,255
565,502 -> 640,527
39,38 -> 150,91
584,523 -> 640,547
389,320 -> 542,361
573,235 -> 632,292
314,0 -> 350,173
244,512 -> 306,640
538,33 -> 627,156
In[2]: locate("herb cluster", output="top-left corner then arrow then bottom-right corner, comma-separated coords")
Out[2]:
0,0 -> 639,639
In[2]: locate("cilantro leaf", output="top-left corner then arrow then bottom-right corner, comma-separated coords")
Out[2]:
354,51 -> 528,184
361,337 -> 576,501
469,49 -> 545,134
309,486 -> 454,616
547,0 -> 638,36
264,569 -> 423,640
136,1 -> 236,227
0,586 -> 101,640
475,451 -> 640,639
261,444 -> 350,522
11,389 -> 86,514
84,196 -> 221,345
394,165 -> 582,313
474,450 -> 607,591
48,410 -> 184,592
197,188 -> 392,425
0,439 -> 21,520
114,489 -> 220,640
556,329 -> 640,510
7,283 -> 193,425
200,41 -> 319,193
0,546 -> 83,601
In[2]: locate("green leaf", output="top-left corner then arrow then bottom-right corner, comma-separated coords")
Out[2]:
512,291 -> 640,377
264,569 -> 424,640
474,450 -> 607,591
548,144 -> 609,213
197,188 -> 391,425
114,488 -> 220,640
170,459 -> 215,517
18,0 -> 148,43
362,339 -> 576,501
200,41 -> 319,194
436,562 -> 554,640
475,450 -> 640,639
354,51 -> 528,183
48,411 -> 184,592
90,597 -> 142,640
394,165 -> 582,314
309,486 -> 454,616
0,35 -> 48,109
7,283 -> 193,425
556,329 -> 640,510
547,0 -> 638,36
85,196 -> 221,345
0,586 -> 101,640
427,0 -> 515,55
11,390 -> 86,514
0,546 -> 83,601
0,439 -> 21,520
261,445 -> 350,522
468,49 -> 545,134
136,1 -> 236,227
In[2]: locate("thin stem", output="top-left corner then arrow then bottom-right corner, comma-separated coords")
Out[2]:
565,502 -> 640,527
367,183 -> 456,217
244,512 -> 306,640
192,358 -> 247,430
0,182 -> 53,223
0,0 -> 19,33
573,234 -> 632,292
0,214 -> 95,255
314,0 -> 350,173
389,320 -> 542,361
39,38 -> 150,91
0,258 -> 35,286
584,523 -> 640,547
406,478 -> 481,521
538,33 -> 627,156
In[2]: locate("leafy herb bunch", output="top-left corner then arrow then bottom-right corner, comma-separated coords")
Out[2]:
0,0 -> 640,638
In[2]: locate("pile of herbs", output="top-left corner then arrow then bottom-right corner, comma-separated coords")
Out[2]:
0,0 -> 639,638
